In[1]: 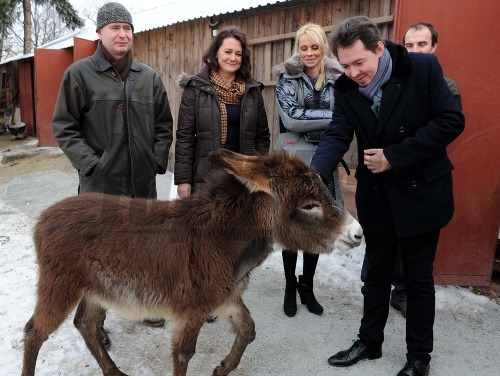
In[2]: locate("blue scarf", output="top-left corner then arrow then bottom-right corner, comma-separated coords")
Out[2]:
359,47 -> 392,117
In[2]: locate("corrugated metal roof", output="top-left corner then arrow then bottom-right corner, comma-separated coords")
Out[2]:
1,0 -> 290,64
132,0 -> 289,33
0,52 -> 34,66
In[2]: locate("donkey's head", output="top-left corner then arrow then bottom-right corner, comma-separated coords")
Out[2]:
208,150 -> 362,253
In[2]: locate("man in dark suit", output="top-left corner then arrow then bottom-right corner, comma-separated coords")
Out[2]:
361,22 -> 464,321
311,16 -> 464,376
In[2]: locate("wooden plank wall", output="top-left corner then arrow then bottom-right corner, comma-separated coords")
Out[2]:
133,0 -> 395,165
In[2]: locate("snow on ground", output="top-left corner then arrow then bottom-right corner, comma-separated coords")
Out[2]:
0,170 -> 498,375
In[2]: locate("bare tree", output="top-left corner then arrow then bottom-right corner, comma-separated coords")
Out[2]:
32,2 -> 72,46
0,0 -> 84,55
22,0 -> 33,54
0,0 -> 17,59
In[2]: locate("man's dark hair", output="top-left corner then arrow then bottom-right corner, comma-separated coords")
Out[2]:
329,16 -> 382,58
202,26 -> 251,80
403,22 -> 439,46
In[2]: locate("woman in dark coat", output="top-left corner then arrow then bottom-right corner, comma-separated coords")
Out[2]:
174,26 -> 270,197
312,17 -> 465,376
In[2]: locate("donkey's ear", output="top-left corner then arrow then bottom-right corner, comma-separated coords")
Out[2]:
208,150 -> 272,194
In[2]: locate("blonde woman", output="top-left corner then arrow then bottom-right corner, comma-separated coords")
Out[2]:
272,23 -> 344,317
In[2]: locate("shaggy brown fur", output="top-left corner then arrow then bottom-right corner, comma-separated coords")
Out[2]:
22,150 -> 362,376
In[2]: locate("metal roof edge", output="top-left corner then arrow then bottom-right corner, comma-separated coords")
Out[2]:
0,52 -> 34,66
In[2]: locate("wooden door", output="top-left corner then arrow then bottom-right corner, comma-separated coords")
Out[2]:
18,59 -> 36,136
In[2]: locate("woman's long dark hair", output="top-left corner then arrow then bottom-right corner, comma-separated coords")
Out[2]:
202,25 -> 251,80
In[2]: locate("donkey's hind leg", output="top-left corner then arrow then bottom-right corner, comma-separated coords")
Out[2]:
74,298 -> 127,376
213,297 -> 256,376
22,279 -> 83,376
170,313 -> 206,376
22,316 -> 58,376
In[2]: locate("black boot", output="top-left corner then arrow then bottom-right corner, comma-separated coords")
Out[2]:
283,279 -> 297,317
297,275 -> 323,315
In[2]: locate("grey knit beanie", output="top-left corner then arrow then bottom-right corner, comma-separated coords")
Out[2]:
96,2 -> 134,31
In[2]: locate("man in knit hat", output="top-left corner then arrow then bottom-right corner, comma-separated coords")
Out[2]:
52,2 -> 173,348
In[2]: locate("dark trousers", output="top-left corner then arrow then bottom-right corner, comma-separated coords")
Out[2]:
359,230 -> 440,363
361,249 -> 406,302
391,253 -> 406,302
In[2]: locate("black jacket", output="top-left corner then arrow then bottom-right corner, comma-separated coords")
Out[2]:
311,41 -> 465,237
174,65 -> 270,187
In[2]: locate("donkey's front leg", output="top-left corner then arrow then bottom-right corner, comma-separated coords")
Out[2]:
170,313 -> 205,376
213,297 -> 256,376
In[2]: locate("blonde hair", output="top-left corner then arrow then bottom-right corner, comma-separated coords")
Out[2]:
294,23 -> 330,56
294,23 -> 329,91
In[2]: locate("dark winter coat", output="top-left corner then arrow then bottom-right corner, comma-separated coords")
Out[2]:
53,49 -> 173,198
311,41 -> 465,237
174,65 -> 270,187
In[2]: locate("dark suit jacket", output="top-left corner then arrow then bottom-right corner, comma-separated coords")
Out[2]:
311,41 -> 465,237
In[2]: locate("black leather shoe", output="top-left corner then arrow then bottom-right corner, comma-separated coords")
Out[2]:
390,299 -> 407,318
328,340 -> 382,367
397,360 -> 430,376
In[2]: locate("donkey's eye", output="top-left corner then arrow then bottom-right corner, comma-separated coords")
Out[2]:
298,203 -> 322,218
302,203 -> 319,211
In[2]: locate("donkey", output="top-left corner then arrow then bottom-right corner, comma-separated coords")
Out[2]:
22,149 -> 363,376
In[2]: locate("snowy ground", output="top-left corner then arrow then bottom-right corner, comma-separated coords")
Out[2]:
0,152 -> 499,375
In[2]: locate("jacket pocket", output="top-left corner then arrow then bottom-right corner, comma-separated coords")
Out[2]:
92,151 -> 110,177
420,156 -> 453,183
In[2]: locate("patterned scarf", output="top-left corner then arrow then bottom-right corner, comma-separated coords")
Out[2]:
358,47 -> 392,117
210,70 -> 246,146
98,40 -> 133,82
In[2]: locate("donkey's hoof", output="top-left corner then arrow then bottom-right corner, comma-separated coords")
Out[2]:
212,365 -> 229,376
105,371 -> 128,376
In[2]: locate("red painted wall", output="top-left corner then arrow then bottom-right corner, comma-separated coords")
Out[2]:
395,0 -> 500,285
74,37 -> 97,62
35,38 -> 97,147
34,48 -> 73,147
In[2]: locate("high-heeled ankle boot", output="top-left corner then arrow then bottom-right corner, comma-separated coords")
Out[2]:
297,275 -> 323,315
283,279 -> 297,317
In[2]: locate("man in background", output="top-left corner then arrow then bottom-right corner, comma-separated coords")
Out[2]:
404,22 -> 461,107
